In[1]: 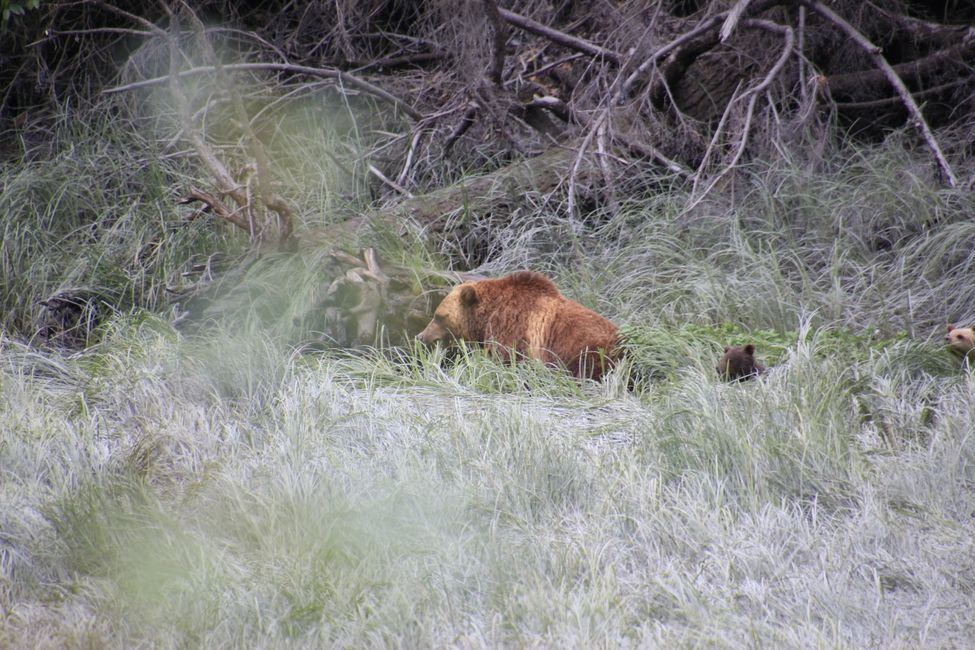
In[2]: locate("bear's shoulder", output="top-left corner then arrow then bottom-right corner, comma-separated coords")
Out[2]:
494,271 -> 561,297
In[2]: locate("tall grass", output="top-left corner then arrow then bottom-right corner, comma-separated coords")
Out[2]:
2,121 -> 975,648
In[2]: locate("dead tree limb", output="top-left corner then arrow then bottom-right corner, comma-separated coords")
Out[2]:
630,0 -> 785,107
801,0 -> 958,188
443,103 -> 478,154
823,36 -> 975,99
104,62 -> 424,121
367,163 -> 415,199
690,19 -> 794,203
483,0 -> 508,87
720,0 -> 754,43
566,113 -> 603,229
183,7 -> 295,245
178,187 -> 250,231
498,8 -> 622,65
314,146 -> 580,246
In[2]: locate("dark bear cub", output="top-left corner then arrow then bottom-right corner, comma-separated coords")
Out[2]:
717,344 -> 765,381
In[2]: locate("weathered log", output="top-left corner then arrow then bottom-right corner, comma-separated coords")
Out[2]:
314,146 -> 584,247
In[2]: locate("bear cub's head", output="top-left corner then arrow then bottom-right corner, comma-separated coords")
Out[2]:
717,344 -> 765,381
945,324 -> 975,357
416,283 -> 478,345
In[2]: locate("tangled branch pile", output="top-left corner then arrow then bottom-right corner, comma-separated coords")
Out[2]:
3,0 -> 973,345
6,1 -> 974,185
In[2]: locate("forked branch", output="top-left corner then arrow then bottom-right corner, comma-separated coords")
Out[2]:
801,0 -> 957,187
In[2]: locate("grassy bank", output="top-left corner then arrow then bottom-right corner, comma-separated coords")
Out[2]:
2,118 -> 974,647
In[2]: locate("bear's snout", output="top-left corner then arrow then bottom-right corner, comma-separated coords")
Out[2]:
416,322 -> 445,345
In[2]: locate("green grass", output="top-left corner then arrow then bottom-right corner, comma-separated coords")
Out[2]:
2,113 -> 975,648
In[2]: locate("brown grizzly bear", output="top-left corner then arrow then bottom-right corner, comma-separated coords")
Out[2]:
945,324 -> 975,357
716,344 -> 765,381
416,271 -> 618,380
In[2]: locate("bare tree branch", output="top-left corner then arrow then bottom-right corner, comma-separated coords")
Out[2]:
367,163 -> 415,199
720,0 -> 753,43
181,6 -> 294,245
104,62 -> 424,121
483,0 -> 508,87
801,0 -> 958,188
179,187 -> 251,232
691,19 -> 794,204
443,103 -> 478,154
498,8 -> 622,65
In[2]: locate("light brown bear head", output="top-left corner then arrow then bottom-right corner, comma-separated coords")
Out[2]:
945,324 -> 975,356
717,343 -> 765,381
416,283 -> 478,345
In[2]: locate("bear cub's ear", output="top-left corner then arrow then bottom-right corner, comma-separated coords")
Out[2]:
744,344 -> 755,355
459,285 -> 478,307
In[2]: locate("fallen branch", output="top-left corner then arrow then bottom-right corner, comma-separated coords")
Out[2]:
566,112 -> 604,229
483,0 -> 508,87
104,62 -> 424,121
179,187 -> 251,232
184,8 -> 295,246
629,0 -> 786,106
720,0 -> 753,43
498,8 -> 622,65
823,36 -> 975,99
443,103 -> 478,154
801,0 -> 957,188
690,19 -> 794,203
836,78 -> 968,111
367,163 -> 415,199
314,146 -> 579,246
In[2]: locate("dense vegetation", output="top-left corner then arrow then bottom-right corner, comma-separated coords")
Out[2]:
2,1 -> 975,648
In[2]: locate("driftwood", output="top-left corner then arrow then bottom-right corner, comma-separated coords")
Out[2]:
315,145 -> 582,247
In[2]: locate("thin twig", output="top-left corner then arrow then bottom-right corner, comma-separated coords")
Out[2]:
28,27 -> 154,46
91,0 -> 168,37
621,140 -> 693,178
692,81 -> 743,194
691,20 -> 794,203
801,0 -> 957,187
179,188 -> 251,231
836,78 -> 968,110
566,111 -> 605,229
516,52 -> 584,84
595,116 -> 617,212
443,103 -> 478,154
619,15 -> 724,102
185,6 -> 294,244
165,8 -> 255,238
367,164 -> 415,199
396,128 -> 426,187
620,0 -> 788,103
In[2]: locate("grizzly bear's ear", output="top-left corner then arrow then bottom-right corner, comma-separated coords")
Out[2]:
459,285 -> 478,307
947,324 -> 955,333
723,346 -> 730,353
744,344 -> 755,355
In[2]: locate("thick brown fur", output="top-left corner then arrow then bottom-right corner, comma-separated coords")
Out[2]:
945,324 -> 975,356
716,344 -> 765,381
416,271 -> 618,380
